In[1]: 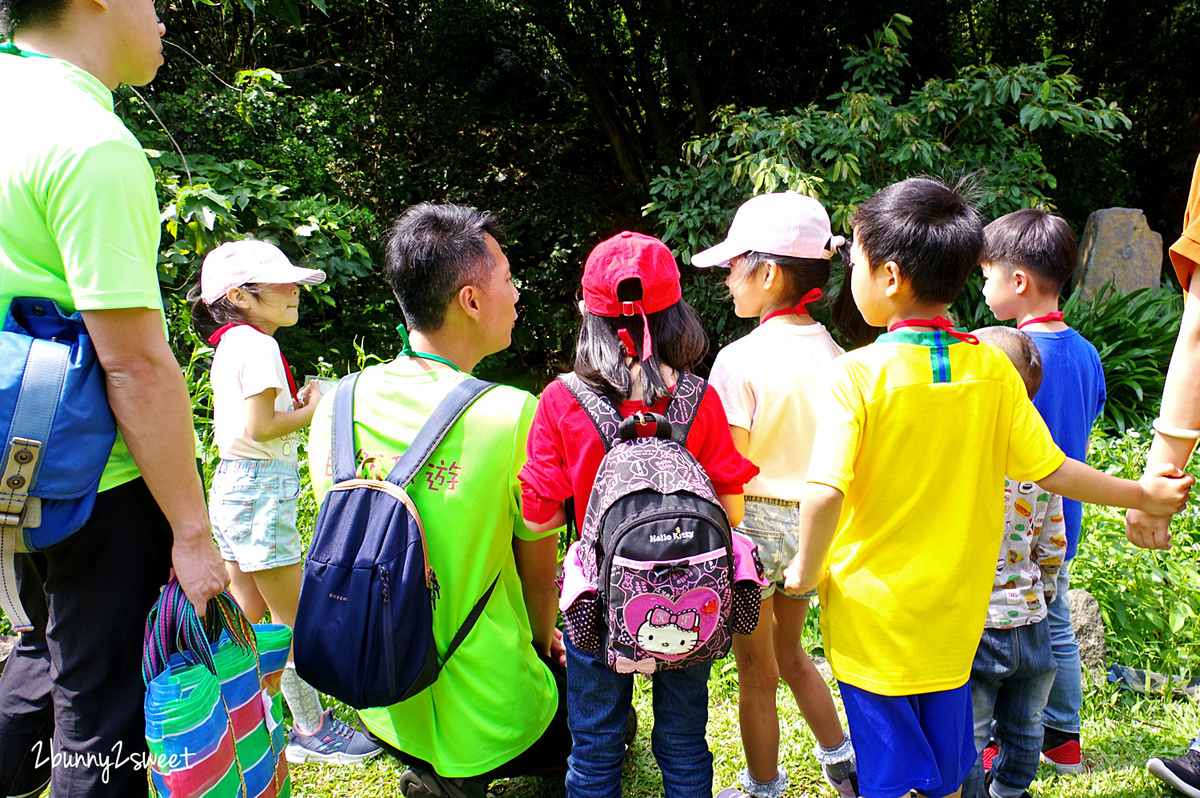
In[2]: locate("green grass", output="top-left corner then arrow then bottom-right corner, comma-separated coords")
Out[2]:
290,667 -> 1200,797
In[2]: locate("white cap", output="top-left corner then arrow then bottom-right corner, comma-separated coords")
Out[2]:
201,240 -> 327,303
691,190 -> 845,268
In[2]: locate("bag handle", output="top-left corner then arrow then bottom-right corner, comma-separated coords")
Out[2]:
142,579 -> 258,684
385,378 -> 495,488
329,373 -> 495,488
557,373 -> 623,452
616,412 -> 674,443
330,372 -> 362,484
662,372 -> 707,445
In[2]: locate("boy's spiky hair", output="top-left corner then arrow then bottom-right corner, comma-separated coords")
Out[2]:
973,325 -> 1043,398
0,0 -> 70,36
851,175 -> 985,305
983,209 -> 1078,296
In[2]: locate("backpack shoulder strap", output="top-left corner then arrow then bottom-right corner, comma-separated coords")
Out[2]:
663,372 -> 708,445
330,372 -> 362,484
385,378 -> 496,487
557,372 -> 623,452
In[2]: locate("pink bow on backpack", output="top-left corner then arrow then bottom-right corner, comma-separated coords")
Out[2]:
649,607 -> 697,631
614,656 -> 657,674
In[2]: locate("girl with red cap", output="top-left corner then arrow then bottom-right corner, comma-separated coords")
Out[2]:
519,230 -> 758,797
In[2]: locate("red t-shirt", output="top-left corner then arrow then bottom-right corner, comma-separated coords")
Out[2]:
519,376 -> 760,532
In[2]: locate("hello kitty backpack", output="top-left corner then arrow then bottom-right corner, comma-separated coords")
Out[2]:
557,372 -> 766,674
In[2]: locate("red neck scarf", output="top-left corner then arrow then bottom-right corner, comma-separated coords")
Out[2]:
1017,311 -> 1064,330
208,323 -> 300,406
761,288 -> 824,324
887,316 -> 979,344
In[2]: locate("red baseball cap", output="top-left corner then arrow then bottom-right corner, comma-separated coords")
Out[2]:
582,231 -> 682,360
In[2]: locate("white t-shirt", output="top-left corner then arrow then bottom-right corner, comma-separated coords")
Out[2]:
708,319 -> 844,501
210,325 -> 298,461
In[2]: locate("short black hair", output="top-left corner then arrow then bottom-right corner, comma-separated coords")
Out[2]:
983,209 -> 1077,296
973,325 -> 1043,398
851,176 -> 984,305
384,203 -> 502,332
0,0 -> 69,35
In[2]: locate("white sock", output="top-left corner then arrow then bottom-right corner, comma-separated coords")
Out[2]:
281,663 -> 325,735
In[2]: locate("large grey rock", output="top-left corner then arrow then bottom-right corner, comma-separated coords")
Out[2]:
1076,208 -> 1161,300
1068,588 -> 1107,681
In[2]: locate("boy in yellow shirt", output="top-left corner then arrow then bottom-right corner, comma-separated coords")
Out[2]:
783,176 -> 1191,798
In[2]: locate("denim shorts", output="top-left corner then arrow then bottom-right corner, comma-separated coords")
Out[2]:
736,496 -> 815,600
209,459 -> 302,572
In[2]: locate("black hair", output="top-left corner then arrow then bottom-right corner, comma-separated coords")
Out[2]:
972,325 -> 1043,398
574,278 -> 708,406
982,208 -> 1077,296
739,246 -> 882,348
187,283 -> 261,342
384,202 -> 503,332
736,250 -> 831,306
0,0 -> 69,35
830,240 -> 885,347
850,175 -> 985,305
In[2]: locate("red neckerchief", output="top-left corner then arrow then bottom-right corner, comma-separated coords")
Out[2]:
208,323 -> 300,406
761,287 -> 824,324
887,316 -> 979,344
1017,311 -> 1065,330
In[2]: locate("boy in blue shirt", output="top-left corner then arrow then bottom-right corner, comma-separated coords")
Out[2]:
980,209 -> 1106,773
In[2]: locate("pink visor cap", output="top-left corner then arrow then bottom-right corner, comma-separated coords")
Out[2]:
201,240 -> 326,304
691,190 -> 845,268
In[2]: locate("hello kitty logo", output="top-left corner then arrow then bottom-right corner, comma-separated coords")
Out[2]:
634,607 -> 700,657
624,588 -> 720,662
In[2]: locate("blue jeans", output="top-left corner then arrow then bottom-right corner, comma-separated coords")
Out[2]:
963,622 -> 1057,798
564,635 -> 713,798
1042,563 -> 1082,734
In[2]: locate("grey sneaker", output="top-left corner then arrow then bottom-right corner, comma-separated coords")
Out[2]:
1148,749 -> 1200,798
284,709 -> 381,765
399,766 -> 489,798
821,757 -> 859,798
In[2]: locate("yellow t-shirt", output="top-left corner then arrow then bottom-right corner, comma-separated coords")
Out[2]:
806,330 -> 1065,695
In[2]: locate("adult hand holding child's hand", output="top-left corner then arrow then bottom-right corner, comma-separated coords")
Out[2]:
1137,462 -> 1194,517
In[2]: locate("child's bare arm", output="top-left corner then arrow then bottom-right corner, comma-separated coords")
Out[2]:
523,503 -> 567,535
243,381 -> 322,441
1038,458 -> 1193,517
783,482 -> 844,595
718,494 -> 744,527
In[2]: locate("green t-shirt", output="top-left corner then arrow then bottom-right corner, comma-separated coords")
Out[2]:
0,45 -> 165,492
308,363 -> 558,776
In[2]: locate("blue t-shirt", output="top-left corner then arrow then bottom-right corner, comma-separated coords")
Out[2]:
1027,328 -> 1106,559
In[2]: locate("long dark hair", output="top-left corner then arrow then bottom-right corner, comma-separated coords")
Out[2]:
574,278 -> 707,406
187,283 -> 261,342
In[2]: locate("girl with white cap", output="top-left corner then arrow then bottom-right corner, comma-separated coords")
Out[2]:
694,192 -> 859,798
190,239 -> 380,765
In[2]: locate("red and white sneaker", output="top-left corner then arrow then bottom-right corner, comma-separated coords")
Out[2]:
981,739 -> 999,771
1040,730 -> 1084,774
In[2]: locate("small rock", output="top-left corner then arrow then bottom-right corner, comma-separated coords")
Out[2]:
1076,208 -> 1161,299
1068,588 -> 1107,681
0,634 -> 17,674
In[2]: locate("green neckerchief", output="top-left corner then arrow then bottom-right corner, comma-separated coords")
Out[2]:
396,325 -> 462,372
0,41 -> 51,58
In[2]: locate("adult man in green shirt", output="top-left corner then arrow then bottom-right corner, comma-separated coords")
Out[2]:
0,1 -> 227,795
307,203 -> 569,798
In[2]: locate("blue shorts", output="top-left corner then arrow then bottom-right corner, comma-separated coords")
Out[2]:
737,497 -> 815,600
209,459 -> 303,572
839,681 -> 976,798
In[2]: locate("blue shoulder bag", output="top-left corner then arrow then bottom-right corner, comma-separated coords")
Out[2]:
0,297 -> 116,630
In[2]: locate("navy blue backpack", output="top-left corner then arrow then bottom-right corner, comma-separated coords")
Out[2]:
294,372 -> 498,709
